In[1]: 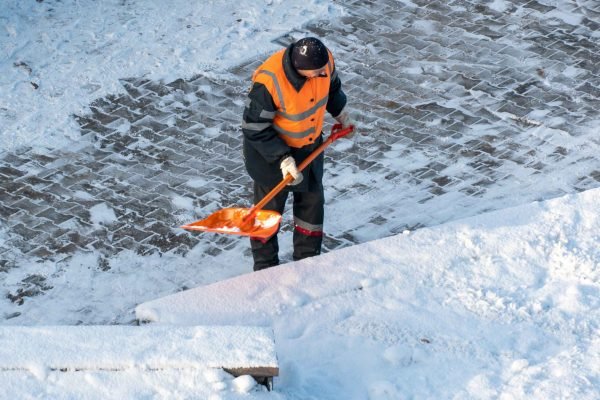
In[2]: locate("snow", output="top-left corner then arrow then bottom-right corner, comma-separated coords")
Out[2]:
136,188 -> 600,398
0,0 -> 341,152
4,188 -> 598,398
185,177 -> 210,189
488,0 -> 510,13
257,214 -> 281,229
171,194 -> 194,210
233,375 -> 259,393
0,325 -> 277,371
0,325 -> 278,398
217,225 -> 243,233
0,369 -> 275,399
88,202 -> 118,226
546,9 -> 584,26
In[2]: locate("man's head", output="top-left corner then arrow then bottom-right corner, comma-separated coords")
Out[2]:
291,37 -> 329,78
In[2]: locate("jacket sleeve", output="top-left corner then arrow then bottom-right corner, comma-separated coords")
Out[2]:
326,62 -> 347,118
242,82 -> 291,164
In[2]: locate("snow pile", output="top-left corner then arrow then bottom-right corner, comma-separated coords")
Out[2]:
0,325 -> 279,399
138,188 -> 599,399
0,369 -> 279,399
0,325 -> 277,370
88,203 -> 118,226
0,0 -> 341,152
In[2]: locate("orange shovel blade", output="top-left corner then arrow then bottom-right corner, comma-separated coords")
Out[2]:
180,208 -> 281,239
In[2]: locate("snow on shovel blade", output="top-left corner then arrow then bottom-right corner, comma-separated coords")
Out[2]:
180,208 -> 281,239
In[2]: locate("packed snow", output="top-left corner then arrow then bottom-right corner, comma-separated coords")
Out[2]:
1,369 -> 271,399
136,188 -> 599,399
0,325 -> 277,371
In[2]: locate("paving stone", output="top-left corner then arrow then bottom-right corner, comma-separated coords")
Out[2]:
35,208 -> 74,225
0,204 -> 19,218
26,246 -> 55,259
1,0 -> 599,267
9,197 -> 49,216
1,167 -> 29,182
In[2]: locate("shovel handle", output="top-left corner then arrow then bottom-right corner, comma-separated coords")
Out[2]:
243,124 -> 354,223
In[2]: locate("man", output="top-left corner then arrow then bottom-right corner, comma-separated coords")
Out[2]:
242,37 -> 355,271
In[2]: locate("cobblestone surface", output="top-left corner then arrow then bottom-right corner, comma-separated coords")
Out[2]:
1,0 -> 599,304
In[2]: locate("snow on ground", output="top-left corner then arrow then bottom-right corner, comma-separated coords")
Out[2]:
1,0 -> 599,398
0,245 -> 252,325
0,0 -> 342,152
135,188 -> 599,399
1,188 -> 597,398
0,0 -> 342,324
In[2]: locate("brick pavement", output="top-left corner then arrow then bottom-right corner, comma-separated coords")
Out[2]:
1,0 -> 599,307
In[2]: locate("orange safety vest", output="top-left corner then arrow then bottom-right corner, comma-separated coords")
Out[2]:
252,49 -> 335,148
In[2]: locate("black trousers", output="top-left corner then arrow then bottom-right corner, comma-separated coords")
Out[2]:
250,182 -> 324,271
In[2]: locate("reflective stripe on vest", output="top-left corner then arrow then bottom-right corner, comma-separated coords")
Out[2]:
273,125 -> 315,139
255,69 -> 287,112
277,95 -> 329,122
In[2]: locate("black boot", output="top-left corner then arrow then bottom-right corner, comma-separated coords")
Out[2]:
251,236 -> 280,271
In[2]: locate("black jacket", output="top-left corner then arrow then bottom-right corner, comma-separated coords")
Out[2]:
242,44 -> 347,191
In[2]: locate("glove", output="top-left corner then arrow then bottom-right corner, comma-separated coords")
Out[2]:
335,109 -> 356,138
280,156 -> 304,185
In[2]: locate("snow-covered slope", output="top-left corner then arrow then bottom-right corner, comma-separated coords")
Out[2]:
136,188 -> 599,399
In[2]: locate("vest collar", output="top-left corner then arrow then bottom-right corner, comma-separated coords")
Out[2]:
283,44 -> 307,93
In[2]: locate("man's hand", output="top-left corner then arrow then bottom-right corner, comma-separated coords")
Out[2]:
335,110 -> 356,138
280,156 -> 304,185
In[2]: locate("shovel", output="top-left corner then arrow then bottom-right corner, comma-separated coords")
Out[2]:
181,123 -> 354,239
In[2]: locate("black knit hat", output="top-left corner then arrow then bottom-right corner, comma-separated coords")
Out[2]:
291,37 -> 329,71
